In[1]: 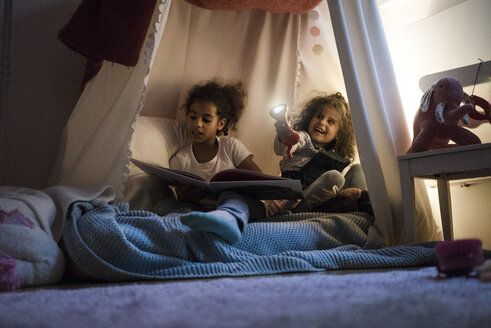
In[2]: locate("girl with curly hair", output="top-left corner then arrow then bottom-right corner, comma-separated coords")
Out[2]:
167,80 -> 264,244
269,92 -> 369,214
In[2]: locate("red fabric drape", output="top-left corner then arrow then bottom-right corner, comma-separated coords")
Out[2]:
59,0 -> 157,67
183,0 -> 322,14
59,0 -> 157,88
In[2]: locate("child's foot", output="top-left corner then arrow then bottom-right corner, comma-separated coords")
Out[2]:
180,210 -> 242,244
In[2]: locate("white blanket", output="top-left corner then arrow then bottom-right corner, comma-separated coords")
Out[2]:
0,185 -> 115,289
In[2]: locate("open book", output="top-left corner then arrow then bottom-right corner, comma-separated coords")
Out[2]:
131,158 -> 303,200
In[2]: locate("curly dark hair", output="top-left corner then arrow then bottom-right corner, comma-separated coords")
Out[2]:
183,80 -> 247,136
293,92 -> 356,161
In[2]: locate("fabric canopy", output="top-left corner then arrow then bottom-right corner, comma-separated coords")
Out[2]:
51,0 -> 441,246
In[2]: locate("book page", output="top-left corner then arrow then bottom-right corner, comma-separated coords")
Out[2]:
130,159 -> 208,188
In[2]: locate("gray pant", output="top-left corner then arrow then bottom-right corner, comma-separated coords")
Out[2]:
294,164 -> 367,212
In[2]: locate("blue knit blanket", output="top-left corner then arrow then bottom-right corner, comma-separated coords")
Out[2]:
63,202 -> 437,282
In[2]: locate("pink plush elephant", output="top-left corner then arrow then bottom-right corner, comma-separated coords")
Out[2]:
406,77 -> 481,154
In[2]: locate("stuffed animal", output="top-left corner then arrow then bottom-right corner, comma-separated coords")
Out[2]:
468,94 -> 491,125
406,77 -> 483,154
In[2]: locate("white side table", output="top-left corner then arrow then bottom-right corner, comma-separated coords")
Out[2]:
398,143 -> 491,243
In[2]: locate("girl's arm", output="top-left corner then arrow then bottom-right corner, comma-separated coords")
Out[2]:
237,154 -> 262,173
273,136 -> 288,155
273,121 -> 291,155
274,130 -> 307,156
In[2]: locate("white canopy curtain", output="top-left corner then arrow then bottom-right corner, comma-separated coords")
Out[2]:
49,0 -> 441,246
327,0 -> 441,245
48,1 -> 172,196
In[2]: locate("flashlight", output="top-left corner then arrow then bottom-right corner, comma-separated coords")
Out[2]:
269,104 -> 300,159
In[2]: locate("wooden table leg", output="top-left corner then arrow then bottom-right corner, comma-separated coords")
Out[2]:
399,160 -> 416,243
437,177 -> 453,240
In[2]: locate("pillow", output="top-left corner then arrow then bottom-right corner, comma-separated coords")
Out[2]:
0,186 -> 65,289
129,115 -> 189,167
124,116 -> 189,210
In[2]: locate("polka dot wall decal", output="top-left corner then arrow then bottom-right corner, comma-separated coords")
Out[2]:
310,26 -> 320,37
309,10 -> 319,20
308,9 -> 322,56
312,44 -> 323,55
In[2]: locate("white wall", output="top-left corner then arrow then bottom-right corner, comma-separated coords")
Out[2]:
379,0 -> 491,248
1,0 -> 85,188
425,178 -> 491,249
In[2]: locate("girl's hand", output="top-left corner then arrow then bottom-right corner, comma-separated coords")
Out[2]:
174,184 -> 208,202
274,121 -> 292,139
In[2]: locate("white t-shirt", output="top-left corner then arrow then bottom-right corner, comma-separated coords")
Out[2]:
169,136 -> 252,181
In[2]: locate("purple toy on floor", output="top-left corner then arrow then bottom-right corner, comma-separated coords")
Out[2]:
434,238 -> 485,277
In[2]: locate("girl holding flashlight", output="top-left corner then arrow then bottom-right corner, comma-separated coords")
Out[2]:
270,92 -> 369,214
